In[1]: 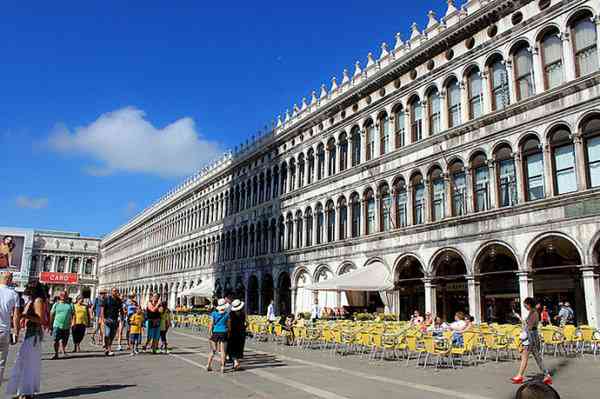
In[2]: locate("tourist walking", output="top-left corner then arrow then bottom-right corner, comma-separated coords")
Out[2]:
145,294 -> 161,354
159,301 -> 171,353
101,287 -> 123,356
310,298 -> 320,322
49,291 -> 73,359
6,282 -> 47,399
207,299 -> 230,373
228,299 -> 246,371
91,289 -> 106,345
71,295 -> 90,353
129,306 -> 144,355
0,271 -> 20,387
511,297 -> 552,385
266,299 -> 277,334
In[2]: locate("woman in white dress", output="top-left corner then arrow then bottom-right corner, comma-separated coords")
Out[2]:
6,282 -> 47,399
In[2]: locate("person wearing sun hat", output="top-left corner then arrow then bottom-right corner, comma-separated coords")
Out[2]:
207,298 -> 230,373
228,299 -> 247,371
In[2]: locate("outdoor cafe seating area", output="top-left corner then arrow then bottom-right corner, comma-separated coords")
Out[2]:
174,313 -> 600,369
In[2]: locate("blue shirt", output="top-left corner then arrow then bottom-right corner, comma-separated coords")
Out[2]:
211,311 -> 229,333
94,297 -> 102,316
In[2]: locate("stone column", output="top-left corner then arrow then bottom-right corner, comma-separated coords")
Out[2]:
562,32 -> 576,82
514,152 -> 526,204
465,167 -> 474,214
444,175 -> 453,218
374,196 -> 381,233
517,271 -> 534,317
481,71 -> 492,115
312,212 -> 318,245
424,278 -> 437,317
360,129 -> 368,163
531,47 -> 543,94
422,179 -> 431,223
334,206 -> 341,241
291,288 -> 297,314
582,267 -> 600,329
440,92 -> 449,131
292,218 -> 299,250
460,80 -> 470,123
488,160 -> 498,209
467,276 -> 481,324
421,101 -> 430,139
407,185 -> 414,226
543,144 -> 554,198
573,133 -> 588,191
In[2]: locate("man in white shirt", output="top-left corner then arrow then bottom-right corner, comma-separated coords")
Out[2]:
310,298 -> 321,322
0,271 -> 20,386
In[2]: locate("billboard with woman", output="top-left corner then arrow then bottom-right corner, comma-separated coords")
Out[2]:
0,234 -> 25,270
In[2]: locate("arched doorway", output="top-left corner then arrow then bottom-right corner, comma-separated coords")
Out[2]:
530,235 -> 586,324
247,275 -> 259,315
395,256 -> 425,321
261,274 -> 274,314
294,270 -> 313,314
277,272 -> 292,315
432,250 -> 469,322
475,244 -> 519,323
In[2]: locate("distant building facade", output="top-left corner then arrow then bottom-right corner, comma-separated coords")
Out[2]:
99,0 -> 600,328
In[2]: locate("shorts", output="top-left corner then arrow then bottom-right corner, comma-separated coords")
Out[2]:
210,332 -> 228,343
53,328 -> 70,343
130,333 -> 141,344
104,320 -> 117,341
147,326 -> 160,341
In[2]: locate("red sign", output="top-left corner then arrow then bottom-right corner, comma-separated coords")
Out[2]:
39,272 -> 79,285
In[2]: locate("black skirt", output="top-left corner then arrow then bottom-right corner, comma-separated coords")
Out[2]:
228,333 -> 246,359
72,324 -> 87,344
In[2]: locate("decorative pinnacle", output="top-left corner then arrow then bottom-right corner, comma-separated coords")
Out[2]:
427,10 -> 438,29
380,42 -> 389,59
410,22 -> 421,40
342,69 -> 350,85
331,76 -> 338,91
354,61 -> 362,77
367,52 -> 376,68
395,32 -> 404,49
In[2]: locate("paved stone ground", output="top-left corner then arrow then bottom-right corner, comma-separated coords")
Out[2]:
2,328 -> 599,399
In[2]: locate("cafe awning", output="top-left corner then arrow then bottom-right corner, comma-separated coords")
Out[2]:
179,278 -> 214,298
308,262 -> 394,292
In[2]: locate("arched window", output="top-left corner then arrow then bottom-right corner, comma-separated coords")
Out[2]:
430,167 -> 445,221
522,136 -> 545,201
298,154 -> 305,189
307,150 -> 315,185
410,97 -> 423,142
278,218 -> 285,252
259,174 -> 265,203
339,133 -> 348,172
467,68 -> 483,119
513,44 -> 535,100
326,200 -> 336,242
379,113 -> 390,155
316,204 -> 324,245
379,184 -> 391,232
471,153 -> 490,212
488,57 -> 510,111
84,259 -> 93,275
266,170 -> 272,201
289,159 -> 296,192
428,88 -> 442,135
571,13 -> 598,77
350,193 -> 361,238
295,211 -> 303,249
240,184 -> 246,210
447,78 -> 461,128
365,189 -> 376,235
412,174 -> 425,225
351,127 -> 361,166
284,214 -> 292,250
57,258 -> 65,273
583,117 -> 600,188
540,28 -> 564,89
305,208 -> 313,246
450,160 -> 467,216
270,220 -> 277,253
272,167 -> 279,198
317,144 -> 325,180
393,105 -> 406,148
550,127 -> 577,195
280,163 -> 288,195
327,138 -> 336,176
253,177 -> 259,206
338,198 -> 348,240
365,121 -> 375,161
393,178 -> 407,228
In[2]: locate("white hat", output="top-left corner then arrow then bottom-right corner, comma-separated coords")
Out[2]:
216,298 -> 228,312
231,299 -> 245,312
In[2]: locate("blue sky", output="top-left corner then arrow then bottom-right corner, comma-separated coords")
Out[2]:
0,1 -> 448,237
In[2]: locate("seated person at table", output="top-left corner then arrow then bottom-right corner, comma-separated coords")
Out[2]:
409,310 -> 424,326
449,312 -> 468,347
429,317 -> 449,338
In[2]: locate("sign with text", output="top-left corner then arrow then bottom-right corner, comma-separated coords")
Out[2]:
40,272 -> 79,285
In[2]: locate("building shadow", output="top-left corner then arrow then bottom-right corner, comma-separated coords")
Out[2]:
38,384 -> 136,398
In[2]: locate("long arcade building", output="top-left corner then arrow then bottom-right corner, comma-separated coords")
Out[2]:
99,0 -> 600,327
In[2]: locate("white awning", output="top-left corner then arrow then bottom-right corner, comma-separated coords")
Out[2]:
308,262 -> 393,292
178,279 -> 214,298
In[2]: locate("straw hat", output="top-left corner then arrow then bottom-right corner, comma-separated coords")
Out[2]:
216,298 -> 228,312
231,299 -> 245,312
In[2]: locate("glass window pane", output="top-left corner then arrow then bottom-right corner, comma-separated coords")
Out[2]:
526,152 -> 544,200
587,136 -> 600,187
554,144 -> 575,171
556,168 -> 577,194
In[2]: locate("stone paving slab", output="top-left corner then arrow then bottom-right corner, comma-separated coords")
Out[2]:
2,328 -> 599,399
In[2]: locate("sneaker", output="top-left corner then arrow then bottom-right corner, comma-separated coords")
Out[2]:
107,351 -> 115,357
117,345 -> 123,352
130,352 -> 136,356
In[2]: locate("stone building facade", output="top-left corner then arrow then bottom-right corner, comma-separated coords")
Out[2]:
99,0 -> 600,328
31,230 -> 100,299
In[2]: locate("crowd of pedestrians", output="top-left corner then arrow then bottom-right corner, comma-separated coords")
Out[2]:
0,272 -> 174,399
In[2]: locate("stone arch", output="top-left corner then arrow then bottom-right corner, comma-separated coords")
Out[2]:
523,231 -> 584,271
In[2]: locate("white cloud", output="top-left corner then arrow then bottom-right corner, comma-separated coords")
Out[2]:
16,196 -> 48,210
48,107 -> 223,178
125,201 -> 137,215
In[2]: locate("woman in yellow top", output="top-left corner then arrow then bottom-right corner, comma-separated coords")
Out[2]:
129,307 -> 144,355
71,296 -> 90,353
